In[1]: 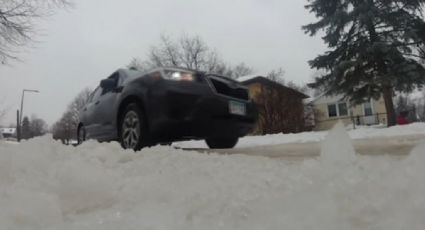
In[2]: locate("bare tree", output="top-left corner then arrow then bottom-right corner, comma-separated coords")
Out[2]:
29,115 -> 48,137
266,68 -> 285,84
52,110 -> 74,144
69,87 -> 92,114
52,88 -> 91,144
286,81 -> 309,95
0,0 -> 72,64
179,35 -> 210,70
254,83 -> 306,135
128,58 -> 149,72
148,35 -> 180,67
19,114 -> 48,139
0,111 -> 5,121
0,99 -> 7,122
67,87 -> 91,134
231,63 -> 254,79
144,34 -> 225,72
129,34 -> 254,79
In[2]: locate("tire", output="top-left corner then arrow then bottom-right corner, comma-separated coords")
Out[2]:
205,137 -> 239,149
119,103 -> 146,151
77,125 -> 86,145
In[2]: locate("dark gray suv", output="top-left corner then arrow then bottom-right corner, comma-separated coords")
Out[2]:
78,67 -> 258,150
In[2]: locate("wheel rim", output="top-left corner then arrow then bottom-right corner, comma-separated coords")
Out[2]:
122,111 -> 141,149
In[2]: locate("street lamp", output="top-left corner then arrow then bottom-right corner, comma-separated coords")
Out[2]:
20,89 -> 39,124
19,89 -> 39,141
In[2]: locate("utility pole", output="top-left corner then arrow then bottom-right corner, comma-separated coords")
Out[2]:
17,110 -> 21,141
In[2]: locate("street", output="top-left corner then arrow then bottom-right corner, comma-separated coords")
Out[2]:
184,134 -> 425,159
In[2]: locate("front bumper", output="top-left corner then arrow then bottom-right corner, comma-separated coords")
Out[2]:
146,80 -> 258,142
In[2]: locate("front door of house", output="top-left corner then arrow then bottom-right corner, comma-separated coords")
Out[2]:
363,101 -> 376,125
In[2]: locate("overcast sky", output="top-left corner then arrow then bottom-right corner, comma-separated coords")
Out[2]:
0,0 -> 326,126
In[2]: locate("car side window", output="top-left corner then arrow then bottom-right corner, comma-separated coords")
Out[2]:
91,87 -> 102,102
118,74 -> 127,86
102,72 -> 120,95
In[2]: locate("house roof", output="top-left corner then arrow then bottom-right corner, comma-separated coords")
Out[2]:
0,128 -> 16,135
237,75 -> 261,82
309,92 -> 348,105
306,92 -> 326,104
239,76 -> 309,99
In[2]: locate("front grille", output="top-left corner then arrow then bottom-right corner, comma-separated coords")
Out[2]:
208,77 -> 249,100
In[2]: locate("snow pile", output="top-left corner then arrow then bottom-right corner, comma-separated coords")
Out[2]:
1,125 -> 425,230
176,122 -> 425,148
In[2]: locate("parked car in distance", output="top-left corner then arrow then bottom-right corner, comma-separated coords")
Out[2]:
78,67 -> 258,150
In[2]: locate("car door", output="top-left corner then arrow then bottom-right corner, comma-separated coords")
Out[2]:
84,86 -> 103,138
95,72 -> 123,140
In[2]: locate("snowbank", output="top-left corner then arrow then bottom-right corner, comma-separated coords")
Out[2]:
175,122 -> 425,148
1,124 -> 425,230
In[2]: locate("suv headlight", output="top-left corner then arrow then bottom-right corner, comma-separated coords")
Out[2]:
166,71 -> 195,81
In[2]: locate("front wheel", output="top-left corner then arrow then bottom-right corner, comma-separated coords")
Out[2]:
119,103 -> 146,151
205,137 -> 239,149
77,125 -> 86,145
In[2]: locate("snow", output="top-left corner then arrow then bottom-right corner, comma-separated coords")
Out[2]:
0,128 -> 17,135
175,122 -> 425,148
1,123 -> 425,229
237,75 -> 262,82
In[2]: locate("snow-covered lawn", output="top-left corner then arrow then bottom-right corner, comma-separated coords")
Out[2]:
0,123 -> 425,229
175,122 -> 425,148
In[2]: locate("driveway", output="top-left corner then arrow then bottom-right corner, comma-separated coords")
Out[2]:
182,134 -> 425,159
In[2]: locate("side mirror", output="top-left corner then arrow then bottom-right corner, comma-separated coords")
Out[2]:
100,79 -> 116,90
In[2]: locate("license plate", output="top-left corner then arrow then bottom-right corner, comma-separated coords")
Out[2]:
229,101 -> 246,116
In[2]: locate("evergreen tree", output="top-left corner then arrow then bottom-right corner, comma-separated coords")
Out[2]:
303,0 -> 425,126
21,116 -> 31,140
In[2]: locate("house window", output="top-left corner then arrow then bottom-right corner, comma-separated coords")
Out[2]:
328,102 -> 348,117
364,101 -> 373,116
328,104 -> 338,117
338,103 -> 348,116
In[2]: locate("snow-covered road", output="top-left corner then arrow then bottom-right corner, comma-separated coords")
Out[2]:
1,123 -> 425,230
185,134 -> 425,158
175,122 -> 425,149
